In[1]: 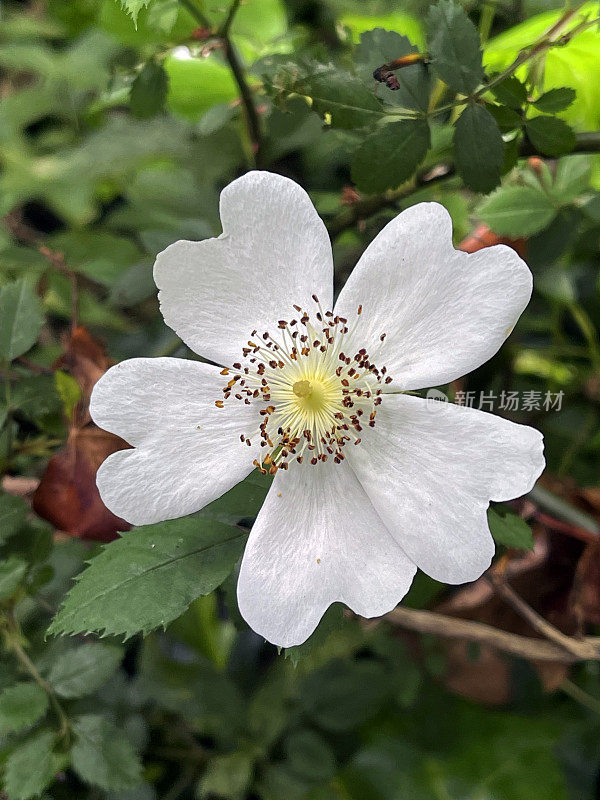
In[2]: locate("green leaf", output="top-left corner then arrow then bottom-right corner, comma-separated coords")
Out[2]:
0,683 -> 49,735
54,370 -> 81,422
198,752 -> 255,800
0,279 -> 44,361
487,103 -> 522,133
0,492 -> 29,543
284,730 -> 336,782
118,0 -> 150,26
130,61 -> 169,119
71,714 -> 142,792
0,556 -> 28,600
4,730 -> 59,800
478,185 -> 556,236
47,643 -> 123,698
525,116 -> 576,157
305,69 -> 383,129
427,0 -> 483,95
351,118 -> 431,193
47,489 -> 258,638
488,507 -> 534,549
454,103 -> 503,193
355,29 -> 431,112
532,87 -> 576,113
491,75 -> 527,109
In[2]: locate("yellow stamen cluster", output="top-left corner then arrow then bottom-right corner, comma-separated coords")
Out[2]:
216,297 -> 391,473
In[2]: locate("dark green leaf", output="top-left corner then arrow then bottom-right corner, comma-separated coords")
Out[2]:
491,75 -> 528,109
355,28 -> 431,112
488,507 -> 534,550
284,730 -> 336,782
487,103 -> 522,133
0,683 -> 49,734
525,116 -> 576,157
130,61 -> 169,119
454,103 -> 503,193
426,0 -> 483,95
198,752 -> 254,800
583,194 -> 600,221
351,118 -> 430,193
4,730 -> 59,800
0,492 -> 28,543
46,479 -> 261,638
478,185 -> 556,235
71,714 -> 142,792
0,556 -> 28,600
532,87 -> 576,113
0,279 -> 44,361
284,604 -> 345,666
47,643 -> 123,698
305,69 -> 383,129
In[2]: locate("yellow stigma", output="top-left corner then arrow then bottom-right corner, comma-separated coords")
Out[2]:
293,379 -> 312,398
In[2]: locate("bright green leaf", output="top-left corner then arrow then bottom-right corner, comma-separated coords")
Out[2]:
54,370 -> 82,422
0,556 -> 28,600
525,116 -> 576,157
532,87 -> 576,113
427,0 -> 483,95
71,714 -> 142,792
198,752 -> 255,800
351,118 -> 430,193
4,730 -> 58,800
488,507 -> 534,549
47,643 -> 123,698
0,279 -> 44,361
119,0 -> 150,26
478,185 -> 557,235
0,683 -> 49,735
454,103 -> 503,193
130,60 -> 169,118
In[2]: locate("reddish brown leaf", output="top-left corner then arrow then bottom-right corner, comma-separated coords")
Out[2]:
33,427 -> 131,542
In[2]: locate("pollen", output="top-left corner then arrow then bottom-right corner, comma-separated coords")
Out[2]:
217,299 -> 389,473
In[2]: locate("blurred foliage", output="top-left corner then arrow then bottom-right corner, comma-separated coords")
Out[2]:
1,0 -> 600,798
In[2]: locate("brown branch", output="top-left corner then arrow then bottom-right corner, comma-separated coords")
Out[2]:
384,606 -> 600,663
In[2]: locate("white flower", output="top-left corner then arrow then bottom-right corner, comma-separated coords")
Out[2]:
90,171 -> 545,648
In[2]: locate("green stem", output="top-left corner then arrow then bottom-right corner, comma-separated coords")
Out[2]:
561,678 -> 600,716
2,610 -> 70,741
479,2 -> 496,44
178,0 -> 211,29
2,362 -> 13,473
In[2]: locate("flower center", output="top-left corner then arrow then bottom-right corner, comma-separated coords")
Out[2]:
216,296 -> 391,473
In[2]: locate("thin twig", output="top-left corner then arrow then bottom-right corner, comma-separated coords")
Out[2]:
384,606 -> 600,663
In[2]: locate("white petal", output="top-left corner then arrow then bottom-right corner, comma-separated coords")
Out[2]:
90,358 -> 257,526
347,393 -> 545,584
237,460 -> 416,647
334,203 -> 532,390
154,171 -> 333,367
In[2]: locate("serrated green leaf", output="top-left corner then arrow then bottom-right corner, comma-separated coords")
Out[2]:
0,556 -> 28,600
478,185 -> 556,235
71,714 -> 142,792
119,0 -> 150,26
491,75 -> 527,109
0,492 -> 28,543
487,507 -> 534,549
351,118 -> 430,193
525,116 -> 576,157
0,279 -> 44,361
47,517 -> 246,639
487,103 -> 522,132
454,103 -> 503,193
47,643 -> 123,698
0,683 -> 49,735
427,0 -> 483,95
130,60 -> 169,119
355,28 -> 431,112
4,730 -> 59,800
305,69 -> 383,129
532,87 -> 576,113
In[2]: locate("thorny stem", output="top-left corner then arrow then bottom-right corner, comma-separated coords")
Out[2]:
1,609 -> 71,741
180,0 -> 263,167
